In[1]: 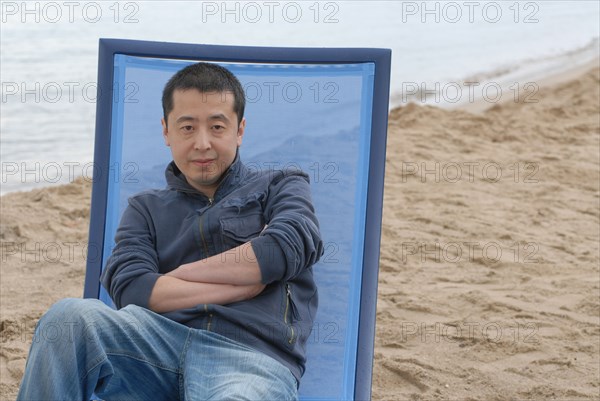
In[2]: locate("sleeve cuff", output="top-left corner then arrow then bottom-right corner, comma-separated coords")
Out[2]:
251,235 -> 288,284
119,272 -> 162,309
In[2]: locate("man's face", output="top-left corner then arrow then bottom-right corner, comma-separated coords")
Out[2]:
162,89 -> 245,197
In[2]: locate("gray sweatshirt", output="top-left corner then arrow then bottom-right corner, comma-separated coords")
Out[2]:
100,154 -> 324,382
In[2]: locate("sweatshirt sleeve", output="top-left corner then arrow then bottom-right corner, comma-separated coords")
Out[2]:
100,197 -> 162,309
250,170 -> 324,284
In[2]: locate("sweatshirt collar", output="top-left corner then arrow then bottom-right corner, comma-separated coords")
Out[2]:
165,151 -> 247,200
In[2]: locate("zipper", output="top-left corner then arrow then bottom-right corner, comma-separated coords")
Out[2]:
284,284 -> 296,345
203,304 -> 214,331
200,197 -> 214,329
198,197 -> 214,258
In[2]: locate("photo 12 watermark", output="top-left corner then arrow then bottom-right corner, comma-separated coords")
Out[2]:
1,161 -> 141,186
398,321 -> 539,344
399,161 -> 540,184
243,80 -> 340,104
400,1 -> 540,24
401,81 -> 540,105
1,1 -> 140,24
242,160 -> 340,184
216,239 -> 339,265
200,1 -> 340,24
1,81 -> 141,104
400,241 -> 542,264
0,241 -> 102,265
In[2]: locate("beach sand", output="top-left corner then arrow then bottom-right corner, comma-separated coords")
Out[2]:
1,64 -> 599,400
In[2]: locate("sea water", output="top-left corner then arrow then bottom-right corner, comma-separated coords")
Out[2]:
1,0 -> 599,194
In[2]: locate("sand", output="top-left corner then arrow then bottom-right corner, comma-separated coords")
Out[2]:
1,65 -> 599,400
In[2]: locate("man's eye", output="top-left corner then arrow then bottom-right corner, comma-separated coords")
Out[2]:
212,125 -> 225,131
181,125 -> 194,132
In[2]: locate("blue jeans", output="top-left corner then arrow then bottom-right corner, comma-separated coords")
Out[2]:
17,298 -> 298,400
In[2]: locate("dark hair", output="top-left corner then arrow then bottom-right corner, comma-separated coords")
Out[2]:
162,62 -> 246,126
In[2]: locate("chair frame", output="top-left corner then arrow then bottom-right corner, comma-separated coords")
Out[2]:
83,38 -> 391,400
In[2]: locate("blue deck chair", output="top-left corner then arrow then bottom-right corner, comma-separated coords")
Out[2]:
83,39 -> 391,400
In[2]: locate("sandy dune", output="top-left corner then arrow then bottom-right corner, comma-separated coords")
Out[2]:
373,67 -> 599,400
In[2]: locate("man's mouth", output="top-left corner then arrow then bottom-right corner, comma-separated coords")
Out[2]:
191,158 -> 215,167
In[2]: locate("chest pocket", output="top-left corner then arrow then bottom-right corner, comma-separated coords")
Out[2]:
219,192 -> 265,247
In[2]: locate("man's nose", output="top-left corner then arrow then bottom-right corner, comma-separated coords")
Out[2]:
193,131 -> 211,150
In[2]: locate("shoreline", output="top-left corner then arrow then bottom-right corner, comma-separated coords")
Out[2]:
456,51 -> 600,114
2,43 -> 599,197
389,38 -> 600,113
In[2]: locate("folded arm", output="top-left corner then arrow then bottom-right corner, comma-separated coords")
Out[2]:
102,171 -> 322,314
166,242 -> 262,285
148,276 -> 264,313
101,199 -> 263,314
166,172 -> 324,287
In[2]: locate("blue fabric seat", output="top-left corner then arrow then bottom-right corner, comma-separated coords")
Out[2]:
83,39 -> 391,401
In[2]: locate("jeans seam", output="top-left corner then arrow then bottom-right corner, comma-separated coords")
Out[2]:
179,328 -> 193,401
105,351 -> 180,373
80,354 -> 108,383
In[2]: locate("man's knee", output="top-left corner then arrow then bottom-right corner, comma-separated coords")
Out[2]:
43,298 -> 107,321
35,298 -> 110,342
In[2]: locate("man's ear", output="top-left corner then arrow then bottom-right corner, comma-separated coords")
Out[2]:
161,118 -> 170,146
236,117 -> 246,147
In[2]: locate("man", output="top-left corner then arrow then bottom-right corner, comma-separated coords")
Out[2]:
17,62 -> 323,400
